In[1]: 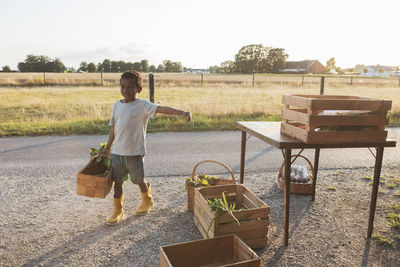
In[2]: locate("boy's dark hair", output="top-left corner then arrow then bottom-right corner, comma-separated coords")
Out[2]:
121,70 -> 142,89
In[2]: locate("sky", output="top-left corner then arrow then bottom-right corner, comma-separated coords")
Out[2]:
0,0 -> 399,70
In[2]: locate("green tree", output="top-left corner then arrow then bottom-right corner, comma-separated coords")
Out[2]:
156,64 -> 164,72
78,61 -> 88,72
264,48 -> 288,73
99,59 -> 111,72
132,62 -> 141,71
110,61 -> 119,72
149,65 -> 156,72
326,57 -> 336,72
140,59 -> 149,72
221,60 -> 235,73
17,54 -> 65,72
2,65 -> 11,72
209,65 -> 222,73
234,44 -> 269,73
87,63 -> 97,73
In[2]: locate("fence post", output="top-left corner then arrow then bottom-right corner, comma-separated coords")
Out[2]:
350,76 -> 353,86
201,73 -> 203,86
320,76 -> 325,95
100,72 -> 103,86
302,75 -> 304,86
43,72 -> 46,85
252,73 -> 255,87
149,73 -> 155,103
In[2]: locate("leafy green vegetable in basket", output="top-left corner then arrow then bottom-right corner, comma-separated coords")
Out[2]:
185,174 -> 219,189
206,192 -> 240,237
89,143 -> 112,171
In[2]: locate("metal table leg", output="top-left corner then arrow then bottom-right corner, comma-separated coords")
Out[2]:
367,146 -> 384,238
312,148 -> 320,201
284,148 -> 291,246
240,131 -> 246,184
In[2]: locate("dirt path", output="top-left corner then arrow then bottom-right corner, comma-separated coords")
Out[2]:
1,161 -> 400,266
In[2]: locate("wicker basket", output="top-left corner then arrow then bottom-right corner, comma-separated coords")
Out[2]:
76,156 -> 113,198
277,155 -> 314,195
187,160 -> 236,212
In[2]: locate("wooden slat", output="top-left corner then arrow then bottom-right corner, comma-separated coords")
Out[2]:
243,187 -> 269,209
309,114 -> 388,127
242,236 -> 269,249
235,235 -> 259,261
216,220 -> 268,235
282,94 -> 312,109
222,259 -> 261,267
308,130 -> 388,144
282,108 -> 309,124
281,122 -> 308,141
310,99 -> 388,110
160,248 -> 172,267
199,185 -> 237,196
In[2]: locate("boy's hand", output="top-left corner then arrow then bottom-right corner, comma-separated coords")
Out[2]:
98,148 -> 111,158
183,111 -> 192,123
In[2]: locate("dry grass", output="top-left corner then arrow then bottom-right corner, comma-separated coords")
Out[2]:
1,72 -> 400,88
1,84 -> 399,124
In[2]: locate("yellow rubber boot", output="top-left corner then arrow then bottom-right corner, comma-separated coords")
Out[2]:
135,184 -> 154,215
106,194 -> 124,225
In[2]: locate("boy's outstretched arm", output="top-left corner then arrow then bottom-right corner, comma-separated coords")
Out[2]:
156,106 -> 192,122
99,126 -> 115,157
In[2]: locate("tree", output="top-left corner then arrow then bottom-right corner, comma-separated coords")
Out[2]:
156,64 -> 164,72
140,59 -> 149,72
149,65 -> 156,73
263,48 -> 288,73
209,65 -> 222,73
110,61 -> 119,72
17,54 -> 65,72
99,59 -> 111,72
221,60 -> 235,73
2,65 -> 11,72
78,61 -> 88,72
234,44 -> 270,73
87,63 -> 97,73
326,57 -> 336,72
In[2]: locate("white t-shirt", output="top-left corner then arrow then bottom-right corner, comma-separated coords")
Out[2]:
109,98 -> 158,156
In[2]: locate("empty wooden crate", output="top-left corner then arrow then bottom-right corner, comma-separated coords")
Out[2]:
194,184 -> 269,249
160,234 -> 260,267
281,94 -> 391,144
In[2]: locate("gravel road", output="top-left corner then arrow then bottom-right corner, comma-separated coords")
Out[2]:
1,129 -> 399,266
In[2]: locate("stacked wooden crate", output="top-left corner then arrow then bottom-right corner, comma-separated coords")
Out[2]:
193,184 -> 270,249
281,94 -> 391,144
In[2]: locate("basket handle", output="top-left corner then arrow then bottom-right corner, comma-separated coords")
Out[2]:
277,155 -> 314,183
191,160 -> 236,184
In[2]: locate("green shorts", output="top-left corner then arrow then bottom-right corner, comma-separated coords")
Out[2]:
111,154 -> 145,184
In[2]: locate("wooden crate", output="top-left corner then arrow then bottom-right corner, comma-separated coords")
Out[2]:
76,157 -> 113,198
160,234 -> 260,267
281,94 -> 391,144
194,184 -> 269,249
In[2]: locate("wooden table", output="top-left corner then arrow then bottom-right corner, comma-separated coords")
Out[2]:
236,121 -> 397,246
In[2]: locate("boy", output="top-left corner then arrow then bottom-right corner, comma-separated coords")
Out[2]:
100,70 -> 191,225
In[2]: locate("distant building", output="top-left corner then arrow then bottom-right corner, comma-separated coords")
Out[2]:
282,60 -> 326,74
183,68 -> 210,74
361,65 -> 396,77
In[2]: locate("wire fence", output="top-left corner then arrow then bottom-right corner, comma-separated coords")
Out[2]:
0,72 -> 400,88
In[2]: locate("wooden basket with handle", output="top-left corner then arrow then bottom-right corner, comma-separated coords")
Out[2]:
186,160 -> 236,212
76,155 -> 113,198
277,155 -> 314,195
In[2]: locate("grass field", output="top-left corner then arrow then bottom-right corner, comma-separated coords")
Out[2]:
1,82 -> 399,136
